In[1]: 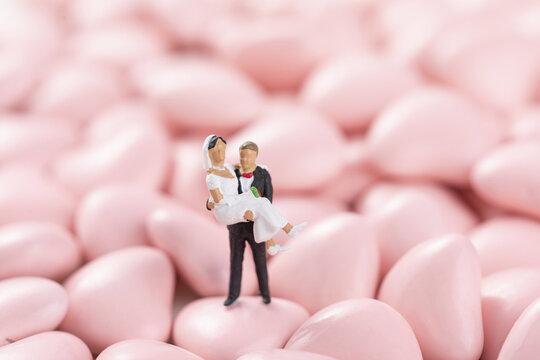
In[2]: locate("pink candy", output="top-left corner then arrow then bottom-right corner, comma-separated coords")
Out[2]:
230,102 -> 347,191
269,213 -> 378,313
366,86 -> 505,185
131,55 -> 265,132
60,246 -> 175,354
2,0 -> 540,359
301,51 -> 421,130
174,297 -> 309,360
0,222 -> 81,281
0,331 -> 92,360
97,339 -> 203,360
285,298 -> 422,360
0,277 -> 68,343
147,204 -> 258,297
378,234 -> 483,360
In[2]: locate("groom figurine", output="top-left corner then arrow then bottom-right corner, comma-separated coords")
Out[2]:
207,141 -> 273,306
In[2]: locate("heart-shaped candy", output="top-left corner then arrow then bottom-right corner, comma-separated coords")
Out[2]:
0,277 -> 68,344
210,16 -> 323,91
145,0 -> 228,45
361,182 -> 477,276
0,49 -> 49,109
373,0 -> 456,63
268,196 -> 346,246
301,51 -> 420,130
229,102 -> 346,191
469,216 -> 540,275
511,106 -> 540,141
0,115 -> 77,169
0,4 -> 60,108
0,222 -> 81,281
96,339 -> 203,360
70,21 -> 169,67
0,166 -> 75,228
30,61 -> 127,126
75,184 -> 172,260
60,246 -> 175,354
169,138 -> 214,210
68,0 -> 146,28
378,233 -> 483,360
147,204 -> 257,296
498,298 -> 540,360
173,296 -> 309,360
471,140 -> 540,220
0,331 -> 92,360
285,298 -> 422,360
238,349 -> 337,360
481,267 -> 540,360
317,137 -> 377,203
131,55 -> 264,131
269,213 -> 379,313
366,86 -> 504,185
53,103 -> 170,195
423,20 -> 540,111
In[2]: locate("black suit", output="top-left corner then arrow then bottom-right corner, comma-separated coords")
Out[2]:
227,166 -> 273,300
208,166 -> 273,300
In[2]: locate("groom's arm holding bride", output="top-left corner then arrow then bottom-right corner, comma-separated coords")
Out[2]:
205,164 -> 273,210
258,165 -> 273,203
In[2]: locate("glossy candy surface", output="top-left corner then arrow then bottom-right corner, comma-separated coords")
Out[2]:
2,0 -> 540,358
173,297 -> 309,360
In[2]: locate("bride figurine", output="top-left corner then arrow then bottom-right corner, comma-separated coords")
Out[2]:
203,135 -> 307,245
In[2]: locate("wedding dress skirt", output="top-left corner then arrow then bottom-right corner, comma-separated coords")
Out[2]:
214,191 -> 288,243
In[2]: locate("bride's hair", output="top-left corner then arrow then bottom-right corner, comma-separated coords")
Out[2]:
208,135 -> 227,149
203,135 -> 227,171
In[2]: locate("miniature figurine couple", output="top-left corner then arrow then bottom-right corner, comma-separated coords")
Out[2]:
203,135 -> 307,306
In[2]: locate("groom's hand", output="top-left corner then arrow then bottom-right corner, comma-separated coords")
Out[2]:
206,200 -> 215,211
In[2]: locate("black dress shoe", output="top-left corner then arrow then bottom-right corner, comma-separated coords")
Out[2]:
223,297 -> 238,306
262,295 -> 271,304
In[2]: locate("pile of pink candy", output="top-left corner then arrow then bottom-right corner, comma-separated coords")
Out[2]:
1,0 -> 540,359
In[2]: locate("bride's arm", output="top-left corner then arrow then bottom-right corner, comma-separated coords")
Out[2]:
210,188 -> 224,204
206,173 -> 226,204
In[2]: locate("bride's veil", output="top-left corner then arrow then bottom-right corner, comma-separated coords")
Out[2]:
202,134 -> 215,171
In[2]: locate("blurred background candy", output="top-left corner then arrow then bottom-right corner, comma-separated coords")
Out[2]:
1,0 -> 540,358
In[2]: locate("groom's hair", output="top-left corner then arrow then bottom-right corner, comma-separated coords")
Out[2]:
239,141 -> 258,153
208,135 -> 227,149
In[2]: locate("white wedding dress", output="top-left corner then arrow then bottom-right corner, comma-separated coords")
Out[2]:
206,164 -> 288,243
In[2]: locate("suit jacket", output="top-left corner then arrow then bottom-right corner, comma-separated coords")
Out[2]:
235,165 -> 273,203
226,165 -> 272,231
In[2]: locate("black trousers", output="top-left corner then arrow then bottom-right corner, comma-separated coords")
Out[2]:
227,222 -> 270,299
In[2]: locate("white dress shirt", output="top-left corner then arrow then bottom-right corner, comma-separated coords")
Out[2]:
239,173 -> 255,193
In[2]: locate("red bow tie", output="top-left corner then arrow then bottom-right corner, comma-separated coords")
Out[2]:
242,172 -> 253,178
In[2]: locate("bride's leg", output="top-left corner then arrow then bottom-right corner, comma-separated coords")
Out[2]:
248,199 -> 304,237
265,237 -> 291,256
247,197 -> 287,228
283,222 -> 308,237
248,196 -> 307,238
282,223 -> 293,233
